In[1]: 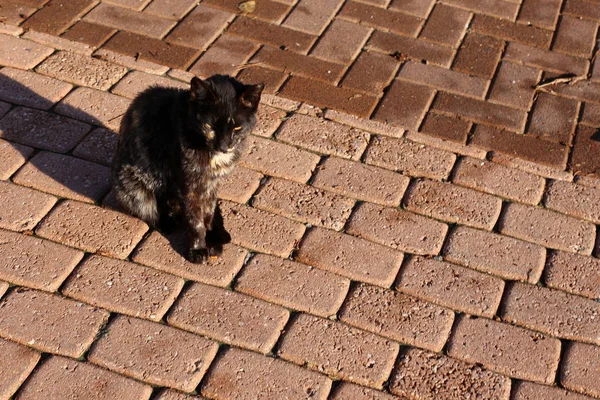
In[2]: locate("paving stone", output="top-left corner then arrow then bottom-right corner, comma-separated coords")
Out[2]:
61,21 -> 117,48
228,16 -> 316,54
404,179 -> 502,230
346,202 -> 448,256
252,46 -> 345,84
203,0 -> 291,22
544,250 -> 600,300
518,0 -> 561,30
338,1 -> 422,37
340,283 -> 454,352
277,114 -> 369,160
252,177 -> 355,231
419,3 -> 471,47
240,135 -> 320,183
432,92 -> 527,132
154,389 -> 206,400
390,347 -> 512,399
553,15 -> 598,58
103,0 -> 151,10
512,380 -> 596,400
0,34 -> 53,70
471,14 -> 553,48
545,179 -> 600,223
282,0 -> 342,34
444,226 -> 546,283
312,156 -> 409,207
85,3 -> 176,39
0,0 -> 37,25
280,76 -> 378,118
453,157 -> 545,204
564,0 -> 600,21
22,0 -> 98,35
296,227 -> 404,287
189,34 -> 258,78
324,109 -> 404,137
397,256 -> 504,317
0,67 -> 73,110
36,200 -> 148,259
102,31 -> 200,70
471,124 -> 568,169
488,61 -> 540,110
561,342 -> 600,398
398,61 -> 488,99
447,316 -> 561,384
16,355 -> 153,400
0,338 -> 40,400
0,288 -> 109,357
499,202 -> 596,255
236,253 -> 350,318
0,281 -> 6,299
440,0 -> 519,19
0,106 -> 91,153
340,50 -> 400,95
202,347 -> 332,399
93,48 -> 170,75
0,180 -> 56,232
167,282 -> 289,354
571,124 -> 600,177
132,230 -> 247,287
72,127 -> 118,166
0,227 -> 83,292
501,282 -> 600,345
251,105 -> 286,138
373,79 -> 435,131
221,200 -> 306,258
22,31 -> 94,55
217,166 -> 262,203
311,19 -> 371,64
367,30 -> 455,67
63,255 -> 184,322
54,87 -> 131,129
0,21 -> 23,36
504,42 -> 589,75
330,382 -> 398,400
452,32 -> 505,79
89,315 -> 218,392
112,70 -> 188,99
364,135 -> 456,180
13,151 -> 111,203
143,0 -> 197,19
236,65 -> 287,94
527,92 -> 579,145
278,314 -> 399,388
0,139 -> 33,180
490,152 -> 572,182
419,111 -> 471,144
388,0 -> 435,18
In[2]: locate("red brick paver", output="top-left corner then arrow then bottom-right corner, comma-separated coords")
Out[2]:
1,2 -> 600,398
0,338 -> 40,400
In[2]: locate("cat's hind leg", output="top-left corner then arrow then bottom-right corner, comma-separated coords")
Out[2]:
113,165 -> 160,228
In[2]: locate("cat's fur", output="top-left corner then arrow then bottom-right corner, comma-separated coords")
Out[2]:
112,75 -> 263,263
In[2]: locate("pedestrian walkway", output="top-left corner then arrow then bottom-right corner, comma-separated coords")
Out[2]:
0,1 -> 600,399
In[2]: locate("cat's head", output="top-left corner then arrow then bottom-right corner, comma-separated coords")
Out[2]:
189,75 -> 263,153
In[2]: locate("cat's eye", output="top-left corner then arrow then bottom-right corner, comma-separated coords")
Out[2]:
233,126 -> 242,131
204,123 -> 212,130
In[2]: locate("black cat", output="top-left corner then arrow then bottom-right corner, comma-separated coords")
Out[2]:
112,75 -> 263,263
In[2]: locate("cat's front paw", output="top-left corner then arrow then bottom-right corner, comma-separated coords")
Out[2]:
187,247 -> 209,263
207,242 -> 224,258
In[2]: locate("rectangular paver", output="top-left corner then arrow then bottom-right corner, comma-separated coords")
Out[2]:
544,250 -> 600,300
278,313 -> 399,389
85,3 -> 176,38
0,181 -> 56,232
0,67 -> 73,110
89,315 -> 218,392
167,282 -> 289,354
0,288 -> 109,358
561,342 -> 600,398
296,227 -> 404,287
236,253 -> 350,318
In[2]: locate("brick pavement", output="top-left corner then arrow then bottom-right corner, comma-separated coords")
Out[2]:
0,1 -> 600,399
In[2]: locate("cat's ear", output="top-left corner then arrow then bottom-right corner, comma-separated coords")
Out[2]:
190,77 -> 216,102
240,83 -> 264,109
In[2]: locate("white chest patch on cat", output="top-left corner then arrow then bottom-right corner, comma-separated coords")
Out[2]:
210,151 -> 237,171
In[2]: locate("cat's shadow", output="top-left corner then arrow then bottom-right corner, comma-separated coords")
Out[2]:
0,73 -> 231,260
